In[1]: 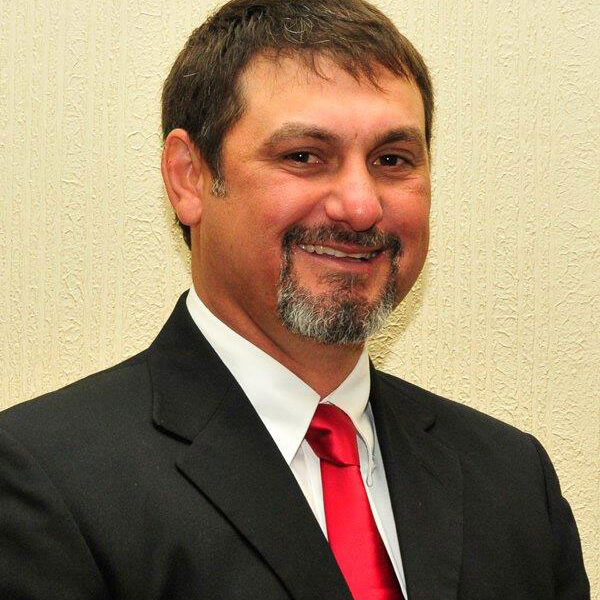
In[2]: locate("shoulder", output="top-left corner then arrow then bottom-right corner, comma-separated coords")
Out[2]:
373,368 -> 539,458
0,351 -> 151,454
373,369 -> 589,595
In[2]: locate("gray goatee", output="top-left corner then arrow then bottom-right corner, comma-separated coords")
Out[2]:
277,225 -> 402,345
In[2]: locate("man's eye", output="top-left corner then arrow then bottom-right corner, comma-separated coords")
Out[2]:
374,154 -> 407,167
284,152 -> 320,164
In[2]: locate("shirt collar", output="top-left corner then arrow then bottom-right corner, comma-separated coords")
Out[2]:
185,286 -> 373,464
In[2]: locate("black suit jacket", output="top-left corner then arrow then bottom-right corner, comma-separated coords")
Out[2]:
0,295 -> 589,599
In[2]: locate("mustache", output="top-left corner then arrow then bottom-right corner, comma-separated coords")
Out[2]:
282,225 -> 402,257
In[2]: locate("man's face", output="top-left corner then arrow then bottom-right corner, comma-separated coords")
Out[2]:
194,53 -> 431,346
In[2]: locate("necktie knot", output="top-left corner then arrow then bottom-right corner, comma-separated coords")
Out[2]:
305,403 -> 359,467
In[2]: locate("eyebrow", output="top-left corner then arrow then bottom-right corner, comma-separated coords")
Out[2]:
262,123 -> 340,148
261,122 -> 426,151
373,127 -> 426,150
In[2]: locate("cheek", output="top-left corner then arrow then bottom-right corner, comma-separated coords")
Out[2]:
251,178 -> 326,233
401,205 -> 430,235
386,192 -> 430,243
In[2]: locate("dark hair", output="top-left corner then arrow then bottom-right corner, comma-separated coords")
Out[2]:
162,0 -> 434,248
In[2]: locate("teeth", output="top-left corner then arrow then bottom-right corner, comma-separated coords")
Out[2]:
299,244 -> 379,260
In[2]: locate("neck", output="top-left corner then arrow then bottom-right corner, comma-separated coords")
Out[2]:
276,340 -> 364,398
193,280 -> 364,398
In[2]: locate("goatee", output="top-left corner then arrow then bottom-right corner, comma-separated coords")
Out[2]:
277,225 -> 402,345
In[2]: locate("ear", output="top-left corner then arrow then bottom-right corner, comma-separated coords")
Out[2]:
161,128 -> 206,227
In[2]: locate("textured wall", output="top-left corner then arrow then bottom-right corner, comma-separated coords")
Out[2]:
1,0 -> 598,591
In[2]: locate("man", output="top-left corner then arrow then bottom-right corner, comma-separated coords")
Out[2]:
0,0 -> 589,598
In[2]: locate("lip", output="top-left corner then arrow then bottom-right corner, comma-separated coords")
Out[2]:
299,242 -> 384,256
294,244 -> 388,271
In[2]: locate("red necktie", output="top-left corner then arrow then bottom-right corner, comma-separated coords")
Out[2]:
306,403 -> 404,600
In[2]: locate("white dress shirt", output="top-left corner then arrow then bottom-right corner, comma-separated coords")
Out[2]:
186,287 -> 407,597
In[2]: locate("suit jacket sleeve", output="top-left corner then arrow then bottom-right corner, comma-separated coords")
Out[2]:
528,434 -> 590,600
0,425 -> 111,600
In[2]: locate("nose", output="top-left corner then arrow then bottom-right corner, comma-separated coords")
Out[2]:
324,162 -> 383,231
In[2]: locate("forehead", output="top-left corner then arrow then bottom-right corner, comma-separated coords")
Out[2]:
232,52 -> 426,144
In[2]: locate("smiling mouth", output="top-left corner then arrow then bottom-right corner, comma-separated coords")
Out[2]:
298,243 -> 381,261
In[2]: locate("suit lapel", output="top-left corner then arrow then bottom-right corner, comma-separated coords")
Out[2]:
177,382 -> 351,600
148,295 -> 352,600
371,369 -> 463,600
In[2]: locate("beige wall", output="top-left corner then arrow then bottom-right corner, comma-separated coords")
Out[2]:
1,0 -> 598,591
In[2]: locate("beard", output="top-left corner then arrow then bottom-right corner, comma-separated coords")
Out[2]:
276,225 -> 402,345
